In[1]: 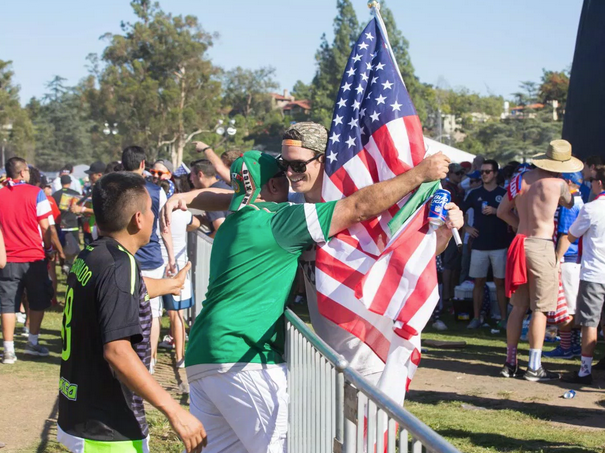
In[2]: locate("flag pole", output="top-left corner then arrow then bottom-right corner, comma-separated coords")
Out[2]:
367,2 -> 463,248
367,1 -> 407,90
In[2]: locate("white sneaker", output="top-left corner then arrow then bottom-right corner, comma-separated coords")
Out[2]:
2,351 -> 17,364
16,312 -> 26,324
432,320 -> 448,331
176,359 -> 185,369
150,358 -> 157,375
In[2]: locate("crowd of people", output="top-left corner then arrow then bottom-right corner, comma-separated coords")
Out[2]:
433,145 -> 605,384
0,123 -> 603,452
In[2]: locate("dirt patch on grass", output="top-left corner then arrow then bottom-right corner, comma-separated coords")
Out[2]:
0,373 -> 59,452
411,334 -> 605,430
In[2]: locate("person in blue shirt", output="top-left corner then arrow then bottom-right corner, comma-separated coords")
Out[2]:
545,171 -> 584,359
122,146 -> 175,373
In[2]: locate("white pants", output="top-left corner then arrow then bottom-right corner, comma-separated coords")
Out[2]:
141,266 -> 165,318
561,262 -> 581,315
189,364 -> 288,453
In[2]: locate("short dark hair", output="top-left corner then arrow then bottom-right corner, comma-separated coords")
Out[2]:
174,174 -> 192,193
191,159 -> 216,178
62,164 -> 74,173
593,165 -> 605,185
483,159 -> 499,172
92,172 -> 149,233
121,146 -> 146,171
28,166 -> 42,186
105,161 -> 124,174
586,155 -> 603,167
6,157 -> 26,179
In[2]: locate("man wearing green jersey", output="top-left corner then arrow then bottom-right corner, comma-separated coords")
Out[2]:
167,149 -> 459,453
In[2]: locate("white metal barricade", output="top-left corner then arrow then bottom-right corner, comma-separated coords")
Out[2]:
187,230 -> 213,323
285,309 -> 461,453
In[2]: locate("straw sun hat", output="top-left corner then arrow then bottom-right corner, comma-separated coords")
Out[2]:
531,139 -> 584,173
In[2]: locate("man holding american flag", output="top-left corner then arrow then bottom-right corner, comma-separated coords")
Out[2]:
281,124 -> 458,384
289,3 -> 463,406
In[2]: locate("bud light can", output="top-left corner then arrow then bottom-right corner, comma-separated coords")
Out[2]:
429,189 -> 451,227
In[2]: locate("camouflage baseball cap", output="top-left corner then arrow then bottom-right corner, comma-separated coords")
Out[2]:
282,122 -> 328,154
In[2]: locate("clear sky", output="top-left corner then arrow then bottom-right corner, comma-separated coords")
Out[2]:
0,0 -> 582,104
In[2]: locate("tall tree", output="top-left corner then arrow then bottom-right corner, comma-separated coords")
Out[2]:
291,80 -> 312,101
538,69 -> 569,119
0,60 -> 34,162
310,0 -> 360,126
88,0 -> 222,165
27,77 -> 95,170
222,66 -> 279,120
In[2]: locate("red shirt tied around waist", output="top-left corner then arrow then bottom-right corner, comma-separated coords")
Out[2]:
0,181 -> 52,262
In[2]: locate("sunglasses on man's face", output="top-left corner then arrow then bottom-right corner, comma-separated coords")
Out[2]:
150,169 -> 170,177
480,170 -> 494,175
276,154 -> 321,174
454,171 -> 465,176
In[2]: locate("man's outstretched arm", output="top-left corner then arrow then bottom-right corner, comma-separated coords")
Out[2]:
161,187 -> 232,232
329,152 -> 451,237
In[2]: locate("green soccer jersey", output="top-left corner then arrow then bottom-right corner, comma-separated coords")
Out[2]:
185,200 -> 336,370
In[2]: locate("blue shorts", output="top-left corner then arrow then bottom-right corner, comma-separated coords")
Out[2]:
162,294 -> 194,311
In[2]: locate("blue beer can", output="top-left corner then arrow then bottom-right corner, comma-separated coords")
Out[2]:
429,189 -> 451,227
563,390 -> 576,399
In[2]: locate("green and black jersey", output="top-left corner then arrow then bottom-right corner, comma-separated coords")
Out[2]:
58,236 -> 152,450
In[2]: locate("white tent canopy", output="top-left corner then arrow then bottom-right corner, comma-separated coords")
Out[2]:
72,164 -> 90,181
423,136 -> 475,163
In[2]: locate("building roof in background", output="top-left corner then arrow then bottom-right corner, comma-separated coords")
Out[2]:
510,103 -> 544,111
283,100 -> 311,111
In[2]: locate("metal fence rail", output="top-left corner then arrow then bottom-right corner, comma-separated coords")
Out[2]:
285,308 -> 461,453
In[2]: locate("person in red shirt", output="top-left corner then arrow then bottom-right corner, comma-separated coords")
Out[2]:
0,157 -> 54,364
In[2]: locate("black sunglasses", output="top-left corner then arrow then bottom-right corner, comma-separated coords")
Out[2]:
276,154 -> 322,174
480,170 -> 494,174
454,171 -> 465,176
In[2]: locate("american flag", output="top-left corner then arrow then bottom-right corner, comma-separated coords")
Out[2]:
316,10 -> 440,405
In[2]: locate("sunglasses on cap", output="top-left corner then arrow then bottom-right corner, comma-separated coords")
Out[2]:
150,169 -> 170,177
276,154 -> 322,174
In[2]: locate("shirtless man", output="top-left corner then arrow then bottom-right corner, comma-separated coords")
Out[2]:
497,140 -> 582,381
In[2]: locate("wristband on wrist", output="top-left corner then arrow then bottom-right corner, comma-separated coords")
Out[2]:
201,146 -> 211,153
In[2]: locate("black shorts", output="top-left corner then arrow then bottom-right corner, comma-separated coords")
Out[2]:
440,240 -> 462,271
0,261 -> 54,314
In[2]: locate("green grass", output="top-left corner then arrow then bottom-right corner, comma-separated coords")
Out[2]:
407,400 -> 605,453
12,292 -> 605,453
